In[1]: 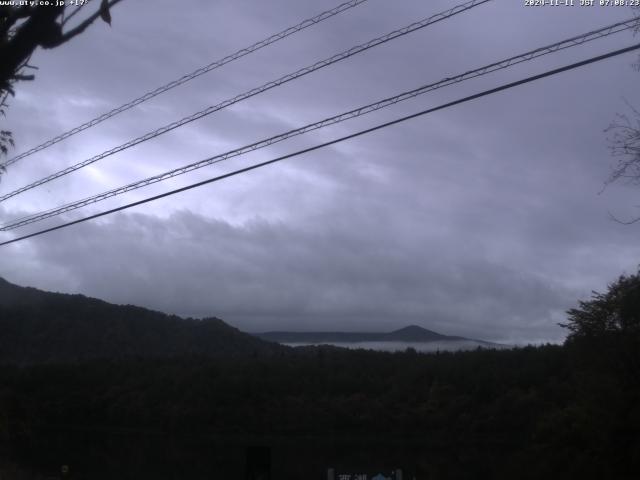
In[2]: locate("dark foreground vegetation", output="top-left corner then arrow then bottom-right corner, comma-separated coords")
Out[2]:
0,273 -> 638,479
1,341 -> 639,479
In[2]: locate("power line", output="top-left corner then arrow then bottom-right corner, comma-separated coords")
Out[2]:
2,17 -> 636,232
0,0 -> 371,169
2,42 -> 638,248
0,0 -> 491,203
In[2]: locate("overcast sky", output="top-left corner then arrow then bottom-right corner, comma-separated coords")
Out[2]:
1,0 -> 639,343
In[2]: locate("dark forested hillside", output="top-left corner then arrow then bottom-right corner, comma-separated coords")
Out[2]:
0,274 -> 639,479
0,345 -> 638,479
0,278 -> 283,363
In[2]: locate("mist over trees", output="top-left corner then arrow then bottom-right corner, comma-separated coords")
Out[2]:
0,275 -> 639,478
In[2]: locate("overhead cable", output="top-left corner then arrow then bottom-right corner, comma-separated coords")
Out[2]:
0,0 -> 371,169
2,17 -> 636,231
1,42 -> 638,247
0,0 -> 491,202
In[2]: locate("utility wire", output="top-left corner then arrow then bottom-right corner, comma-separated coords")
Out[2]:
1,43 -> 638,248
2,17 -> 636,231
0,0 -> 491,202
0,0 -> 371,169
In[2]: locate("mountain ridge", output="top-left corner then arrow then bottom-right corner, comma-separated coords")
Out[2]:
0,277 -> 284,364
255,324 -> 499,346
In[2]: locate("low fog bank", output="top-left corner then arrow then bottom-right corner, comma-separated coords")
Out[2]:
284,340 -> 511,353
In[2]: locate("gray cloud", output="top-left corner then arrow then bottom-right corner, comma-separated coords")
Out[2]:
0,207 -> 572,343
1,0 -> 640,344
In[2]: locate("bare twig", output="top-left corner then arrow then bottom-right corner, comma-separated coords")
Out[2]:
607,209 -> 640,225
60,3 -> 87,28
51,0 -> 123,47
605,100 -> 640,186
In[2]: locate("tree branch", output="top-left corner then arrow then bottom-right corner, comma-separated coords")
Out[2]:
607,210 -> 640,225
60,3 -> 87,28
0,6 -> 35,37
50,0 -> 124,48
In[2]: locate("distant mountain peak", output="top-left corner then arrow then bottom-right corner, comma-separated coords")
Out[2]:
386,325 -> 456,342
391,325 -> 438,335
256,324 -> 477,344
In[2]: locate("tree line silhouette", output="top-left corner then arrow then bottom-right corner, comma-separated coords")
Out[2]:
0,272 -> 638,478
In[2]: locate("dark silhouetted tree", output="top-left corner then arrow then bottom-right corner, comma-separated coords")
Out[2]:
603,10 -> 640,222
605,103 -> 640,223
563,270 -> 640,340
0,0 -> 123,158
563,270 -> 640,388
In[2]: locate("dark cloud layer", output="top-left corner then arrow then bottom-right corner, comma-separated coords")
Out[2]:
1,0 -> 640,343
1,208 -> 571,343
